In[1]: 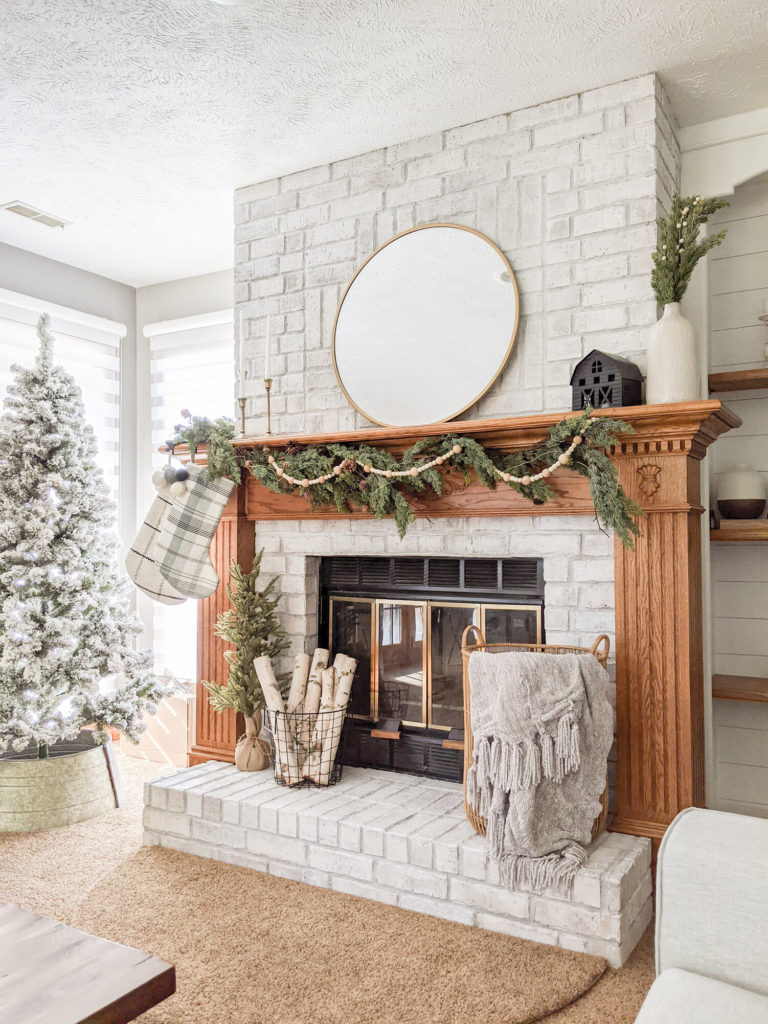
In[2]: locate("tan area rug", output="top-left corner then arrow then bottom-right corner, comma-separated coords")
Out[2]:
72,845 -> 605,1024
0,754 -> 654,1023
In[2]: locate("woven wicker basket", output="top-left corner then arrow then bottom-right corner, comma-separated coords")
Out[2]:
461,625 -> 610,841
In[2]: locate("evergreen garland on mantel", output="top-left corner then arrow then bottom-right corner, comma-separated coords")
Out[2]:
169,409 -> 642,548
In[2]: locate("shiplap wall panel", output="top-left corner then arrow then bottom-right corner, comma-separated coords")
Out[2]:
717,726 -> 768,767
717,764 -> 768,806
714,618 -> 768,658
709,177 -> 768,816
712,545 -> 768,581
713,582 -> 768,619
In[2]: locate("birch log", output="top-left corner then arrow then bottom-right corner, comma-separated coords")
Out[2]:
304,668 -> 336,784
285,652 -> 311,755
253,655 -> 301,785
286,653 -> 311,713
316,654 -> 358,785
300,648 -> 329,759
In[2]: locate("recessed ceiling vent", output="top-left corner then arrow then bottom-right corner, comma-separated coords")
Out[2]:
1,201 -> 70,229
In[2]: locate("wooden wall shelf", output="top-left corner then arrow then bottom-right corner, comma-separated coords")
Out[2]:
713,674 -> 768,703
711,522 -> 768,542
709,368 -> 768,393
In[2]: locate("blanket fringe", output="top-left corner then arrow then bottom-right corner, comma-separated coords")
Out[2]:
472,712 -> 581,797
499,841 -> 586,895
556,713 -> 581,780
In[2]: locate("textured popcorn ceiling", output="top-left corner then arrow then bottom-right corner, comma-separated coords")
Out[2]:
0,0 -> 766,286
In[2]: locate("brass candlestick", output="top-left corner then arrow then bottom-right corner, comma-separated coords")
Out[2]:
237,369 -> 248,437
264,377 -> 273,436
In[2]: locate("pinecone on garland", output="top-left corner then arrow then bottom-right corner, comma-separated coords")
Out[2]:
285,441 -> 303,455
340,458 -> 356,474
358,479 -> 368,492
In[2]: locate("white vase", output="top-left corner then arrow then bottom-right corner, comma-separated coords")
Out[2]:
645,302 -> 701,405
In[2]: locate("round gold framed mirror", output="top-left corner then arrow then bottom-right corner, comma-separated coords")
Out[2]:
332,223 -> 519,427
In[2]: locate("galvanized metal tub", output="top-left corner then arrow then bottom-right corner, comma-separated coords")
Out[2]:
0,731 -> 123,833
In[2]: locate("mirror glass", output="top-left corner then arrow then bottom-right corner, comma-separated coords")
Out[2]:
332,224 -> 519,426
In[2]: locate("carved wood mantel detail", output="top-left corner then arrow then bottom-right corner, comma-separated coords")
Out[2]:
189,401 -> 739,844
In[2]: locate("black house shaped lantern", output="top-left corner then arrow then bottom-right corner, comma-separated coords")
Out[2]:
570,349 -> 643,410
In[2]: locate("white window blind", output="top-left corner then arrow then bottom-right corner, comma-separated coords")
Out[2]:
0,290 -> 124,507
145,311 -> 234,683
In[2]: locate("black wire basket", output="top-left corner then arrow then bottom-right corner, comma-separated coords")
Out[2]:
263,708 -> 347,788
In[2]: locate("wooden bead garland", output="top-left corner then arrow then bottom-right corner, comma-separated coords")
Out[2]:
491,419 -> 593,486
265,441 -> 465,489
262,423 -> 596,493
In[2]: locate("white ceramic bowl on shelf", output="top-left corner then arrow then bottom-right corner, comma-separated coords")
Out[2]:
718,462 -> 766,520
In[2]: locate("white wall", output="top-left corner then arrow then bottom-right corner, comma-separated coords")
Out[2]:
707,179 -> 768,818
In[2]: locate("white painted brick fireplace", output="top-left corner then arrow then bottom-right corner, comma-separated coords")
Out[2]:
145,71 -> 680,965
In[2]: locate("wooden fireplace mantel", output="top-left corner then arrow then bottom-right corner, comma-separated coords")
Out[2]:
188,400 -> 740,844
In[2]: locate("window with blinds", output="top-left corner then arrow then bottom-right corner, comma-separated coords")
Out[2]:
0,301 -> 122,507
149,318 -> 235,458
145,313 -> 234,683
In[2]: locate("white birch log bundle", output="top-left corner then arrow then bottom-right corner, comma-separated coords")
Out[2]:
253,655 -> 301,785
317,655 -> 358,784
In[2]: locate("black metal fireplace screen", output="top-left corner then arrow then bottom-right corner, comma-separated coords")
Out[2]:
318,556 -> 544,782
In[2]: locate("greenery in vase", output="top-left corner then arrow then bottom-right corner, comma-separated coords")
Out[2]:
651,193 -> 729,305
202,551 -> 289,718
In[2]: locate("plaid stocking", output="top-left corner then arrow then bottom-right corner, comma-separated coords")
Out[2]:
125,483 -> 187,605
156,464 -> 234,600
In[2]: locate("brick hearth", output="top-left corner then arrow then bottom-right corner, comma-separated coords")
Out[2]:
143,760 -> 652,967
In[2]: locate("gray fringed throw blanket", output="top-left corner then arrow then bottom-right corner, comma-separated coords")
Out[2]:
465,652 -> 612,893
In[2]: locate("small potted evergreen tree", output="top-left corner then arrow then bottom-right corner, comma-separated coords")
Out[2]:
0,316 -> 163,832
203,551 -> 289,771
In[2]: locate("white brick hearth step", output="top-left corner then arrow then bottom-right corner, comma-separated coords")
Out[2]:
143,762 -> 652,967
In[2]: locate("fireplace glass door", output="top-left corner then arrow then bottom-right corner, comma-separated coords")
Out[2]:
329,597 -> 542,731
328,597 -> 373,719
378,601 -> 425,726
430,603 -> 478,731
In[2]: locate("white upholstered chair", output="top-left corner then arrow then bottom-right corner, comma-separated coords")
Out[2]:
634,807 -> 768,1023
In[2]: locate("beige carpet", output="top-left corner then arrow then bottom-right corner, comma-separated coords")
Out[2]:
75,845 -> 607,1024
0,754 -> 655,1023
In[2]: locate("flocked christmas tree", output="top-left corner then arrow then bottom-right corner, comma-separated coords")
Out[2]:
0,315 -> 162,756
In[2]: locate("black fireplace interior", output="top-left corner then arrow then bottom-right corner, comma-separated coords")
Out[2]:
318,556 -> 545,782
